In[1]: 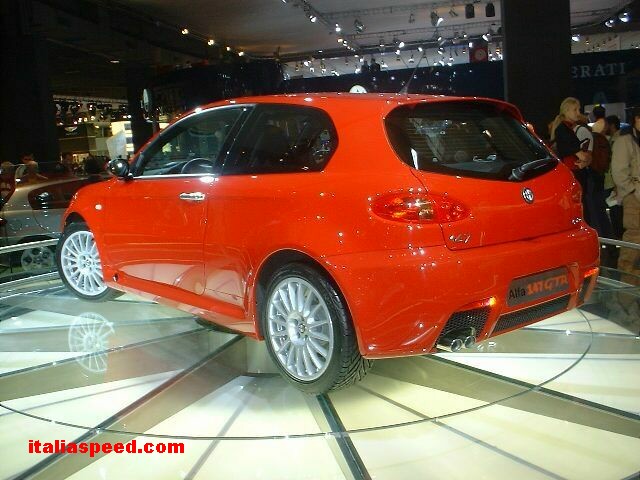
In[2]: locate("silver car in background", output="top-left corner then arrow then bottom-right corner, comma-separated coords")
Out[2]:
1,178 -> 97,271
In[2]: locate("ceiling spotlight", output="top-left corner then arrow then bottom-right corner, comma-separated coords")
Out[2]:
309,13 -> 317,23
354,19 -> 365,33
604,17 -> 615,28
396,49 -> 401,55
483,31 -> 491,41
409,53 -> 415,63
335,23 -> 341,33
337,36 -> 344,43
431,11 -> 443,27
381,60 -> 387,68
226,46 -> 231,51
379,38 -> 385,48
465,3 -> 475,19
207,39 -> 215,46
462,31 -> 468,39
238,51 -> 245,56
571,34 -> 580,42
619,10 -> 630,22
409,13 -> 415,24
398,40 -> 405,49
449,6 -> 458,17
486,2 -> 496,18
181,28 -> 189,35
418,46 -> 423,52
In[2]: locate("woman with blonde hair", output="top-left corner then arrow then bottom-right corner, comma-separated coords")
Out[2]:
550,97 -> 599,230
550,97 -> 591,170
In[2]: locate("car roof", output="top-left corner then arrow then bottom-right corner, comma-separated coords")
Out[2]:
193,93 -> 524,122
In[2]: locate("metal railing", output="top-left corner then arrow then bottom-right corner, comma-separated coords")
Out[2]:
0,238 -> 60,290
0,237 -> 639,291
598,237 -> 640,250
0,238 -> 59,255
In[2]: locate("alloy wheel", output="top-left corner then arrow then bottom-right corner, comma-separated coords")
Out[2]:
21,247 -> 55,271
266,277 -> 334,381
59,230 -> 107,297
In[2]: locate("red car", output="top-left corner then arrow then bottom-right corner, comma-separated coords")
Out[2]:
56,94 -> 599,393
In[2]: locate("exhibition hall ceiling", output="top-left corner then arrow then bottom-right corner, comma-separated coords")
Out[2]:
117,0 -> 638,59
40,0 -> 639,97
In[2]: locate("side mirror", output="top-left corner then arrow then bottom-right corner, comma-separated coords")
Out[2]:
107,158 -> 131,179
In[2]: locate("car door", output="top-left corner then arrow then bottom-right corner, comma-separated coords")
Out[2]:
203,104 -> 338,331
102,105 -> 248,299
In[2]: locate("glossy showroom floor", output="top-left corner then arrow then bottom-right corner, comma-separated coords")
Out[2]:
0,270 -> 638,480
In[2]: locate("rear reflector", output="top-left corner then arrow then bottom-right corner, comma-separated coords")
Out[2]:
372,192 -> 469,224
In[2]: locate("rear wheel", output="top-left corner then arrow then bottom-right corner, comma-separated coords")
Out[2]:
262,263 -> 372,394
21,246 -> 55,271
56,222 -> 123,301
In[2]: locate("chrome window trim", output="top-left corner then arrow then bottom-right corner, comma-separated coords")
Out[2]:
129,174 -> 220,180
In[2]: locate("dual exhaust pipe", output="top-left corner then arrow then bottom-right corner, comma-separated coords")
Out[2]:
436,328 -> 477,353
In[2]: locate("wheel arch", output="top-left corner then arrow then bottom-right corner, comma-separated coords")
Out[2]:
64,212 -> 87,227
253,249 -> 355,340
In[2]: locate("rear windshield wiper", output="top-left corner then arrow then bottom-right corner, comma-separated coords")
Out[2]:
509,157 -> 557,181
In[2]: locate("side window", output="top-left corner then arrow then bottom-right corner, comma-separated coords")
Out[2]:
28,180 -> 90,210
224,105 -> 337,175
137,107 -> 244,176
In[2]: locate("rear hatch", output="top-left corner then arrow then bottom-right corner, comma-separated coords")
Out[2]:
385,100 -> 580,250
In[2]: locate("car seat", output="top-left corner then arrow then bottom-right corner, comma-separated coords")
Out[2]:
251,125 -> 291,171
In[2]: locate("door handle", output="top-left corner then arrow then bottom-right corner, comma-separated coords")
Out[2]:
179,192 -> 206,202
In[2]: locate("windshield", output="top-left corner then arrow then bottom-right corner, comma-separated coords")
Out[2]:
385,101 -> 555,181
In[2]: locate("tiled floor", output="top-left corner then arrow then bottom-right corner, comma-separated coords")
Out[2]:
0,278 -> 638,480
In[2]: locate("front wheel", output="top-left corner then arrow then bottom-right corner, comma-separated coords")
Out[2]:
56,222 -> 123,302
262,263 -> 372,394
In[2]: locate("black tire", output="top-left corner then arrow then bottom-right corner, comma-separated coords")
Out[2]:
261,263 -> 372,394
56,222 -> 123,302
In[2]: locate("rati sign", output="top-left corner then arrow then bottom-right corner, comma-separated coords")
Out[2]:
571,62 -> 626,79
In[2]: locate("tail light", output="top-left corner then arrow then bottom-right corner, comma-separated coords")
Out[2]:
372,192 -> 469,224
584,267 -> 599,279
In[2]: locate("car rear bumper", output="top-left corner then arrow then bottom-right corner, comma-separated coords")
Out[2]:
324,224 -> 600,358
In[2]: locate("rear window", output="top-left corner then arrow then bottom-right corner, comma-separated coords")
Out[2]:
385,102 -> 554,181
223,105 -> 337,175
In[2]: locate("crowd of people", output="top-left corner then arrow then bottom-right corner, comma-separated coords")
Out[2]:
0,152 -> 108,206
550,98 -> 640,324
